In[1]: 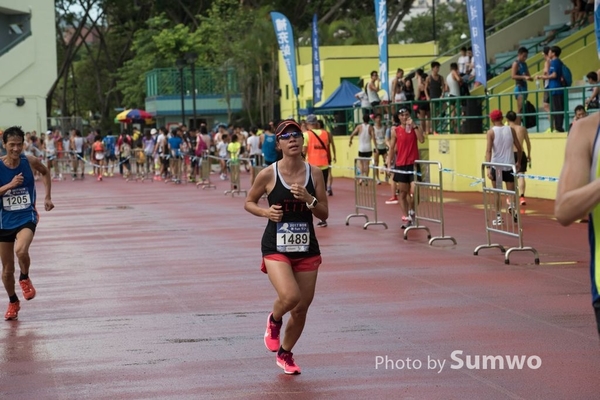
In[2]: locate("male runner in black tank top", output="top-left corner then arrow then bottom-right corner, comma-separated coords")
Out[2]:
425,62 -> 448,133
245,119 -> 328,375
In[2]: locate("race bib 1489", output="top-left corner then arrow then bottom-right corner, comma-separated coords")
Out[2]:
276,222 -> 310,253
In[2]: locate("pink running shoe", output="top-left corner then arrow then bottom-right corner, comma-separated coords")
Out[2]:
264,313 -> 282,352
19,278 -> 36,300
276,351 -> 301,375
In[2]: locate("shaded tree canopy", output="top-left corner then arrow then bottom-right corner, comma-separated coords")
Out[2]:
52,0 -> 540,129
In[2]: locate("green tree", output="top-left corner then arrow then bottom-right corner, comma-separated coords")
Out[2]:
394,1 -> 469,53
196,0 -> 255,123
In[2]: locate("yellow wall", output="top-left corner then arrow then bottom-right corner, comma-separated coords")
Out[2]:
279,42 -> 439,118
332,132 -> 566,200
331,135 -> 430,179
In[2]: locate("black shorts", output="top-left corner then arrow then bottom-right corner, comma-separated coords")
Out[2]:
543,91 -> 549,104
375,147 -> 388,157
393,164 -> 417,184
0,221 -> 36,243
514,152 -> 527,173
106,154 -> 117,162
370,101 -> 380,108
419,100 -> 430,112
586,3 -> 593,13
77,152 -> 84,159
321,167 -> 330,185
490,167 -> 514,183
358,151 -> 373,158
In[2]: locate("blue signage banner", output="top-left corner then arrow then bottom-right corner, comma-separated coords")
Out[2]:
312,14 -> 323,104
374,0 -> 389,98
466,0 -> 487,87
596,1 -> 600,60
270,12 -> 298,97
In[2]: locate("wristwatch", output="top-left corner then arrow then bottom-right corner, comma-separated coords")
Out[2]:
306,196 -> 318,209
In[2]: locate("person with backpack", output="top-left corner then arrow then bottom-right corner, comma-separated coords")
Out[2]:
536,46 -> 570,132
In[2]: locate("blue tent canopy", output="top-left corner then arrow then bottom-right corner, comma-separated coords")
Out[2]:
314,80 -> 362,112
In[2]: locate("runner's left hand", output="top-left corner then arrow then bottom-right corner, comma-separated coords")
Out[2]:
45,198 -> 54,211
290,183 -> 310,203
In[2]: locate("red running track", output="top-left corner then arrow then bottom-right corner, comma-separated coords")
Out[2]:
0,172 -> 598,399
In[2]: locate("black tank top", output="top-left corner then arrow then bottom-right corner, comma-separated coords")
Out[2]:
428,75 -> 443,99
261,162 -> 320,258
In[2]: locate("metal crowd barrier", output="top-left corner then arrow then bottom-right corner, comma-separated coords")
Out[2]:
224,160 -> 247,197
474,162 -> 539,265
197,151 -> 215,189
404,160 -> 456,245
250,154 -> 267,200
345,157 -> 387,229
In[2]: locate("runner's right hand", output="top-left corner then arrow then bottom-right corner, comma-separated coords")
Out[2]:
267,204 -> 283,222
10,173 -> 23,188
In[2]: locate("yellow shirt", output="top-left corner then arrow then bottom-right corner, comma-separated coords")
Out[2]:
227,142 -> 241,160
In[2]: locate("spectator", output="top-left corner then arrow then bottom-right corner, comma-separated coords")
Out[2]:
425,61 -> 448,133
446,63 -> 462,132
568,105 -> 588,134
403,76 -> 416,114
585,71 -> 599,110
457,47 -> 469,76
466,47 -> 475,84
541,47 -> 551,128
391,68 -> 406,106
303,114 -> 336,225
536,46 -> 565,132
348,114 -> 375,177
512,47 -> 533,118
355,79 -> 371,117
415,68 -> 430,134
367,70 -> 381,111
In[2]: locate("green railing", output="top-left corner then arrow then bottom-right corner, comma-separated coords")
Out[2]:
146,67 -> 240,97
314,83 -> 598,135
410,0 -> 549,76
488,25 -> 597,93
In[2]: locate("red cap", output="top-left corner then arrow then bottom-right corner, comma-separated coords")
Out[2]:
275,119 -> 302,137
489,109 -> 503,121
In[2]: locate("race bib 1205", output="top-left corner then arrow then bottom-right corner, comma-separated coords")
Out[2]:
3,188 -> 31,211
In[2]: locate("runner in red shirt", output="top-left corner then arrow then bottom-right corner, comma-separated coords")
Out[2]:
386,108 -> 425,229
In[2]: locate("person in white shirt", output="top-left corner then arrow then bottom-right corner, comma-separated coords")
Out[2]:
348,114 -> 375,177
485,109 -> 523,225
367,71 -> 381,109
355,78 -> 371,117
457,47 -> 468,74
446,62 -> 462,132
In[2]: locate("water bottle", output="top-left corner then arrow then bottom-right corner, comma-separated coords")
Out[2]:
535,80 -> 540,90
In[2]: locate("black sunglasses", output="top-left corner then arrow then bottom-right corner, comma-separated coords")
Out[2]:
278,131 -> 303,140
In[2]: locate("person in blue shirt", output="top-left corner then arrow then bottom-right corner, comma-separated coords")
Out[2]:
260,125 -> 277,166
511,47 -> 533,120
0,126 -> 54,321
536,46 -> 565,132
167,128 -> 183,183
102,133 -> 117,176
